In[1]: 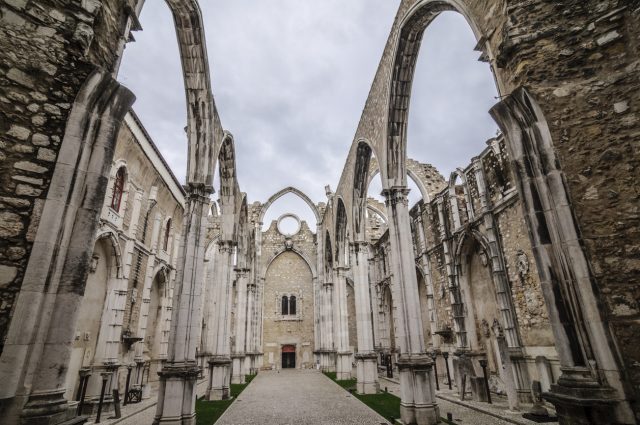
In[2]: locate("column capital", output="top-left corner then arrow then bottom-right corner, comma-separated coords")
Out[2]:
350,240 -> 369,252
334,266 -> 350,277
217,240 -> 235,253
234,267 -> 250,276
382,186 -> 410,207
183,182 -> 214,200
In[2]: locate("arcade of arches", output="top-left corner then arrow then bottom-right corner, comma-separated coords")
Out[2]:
0,1 -> 639,425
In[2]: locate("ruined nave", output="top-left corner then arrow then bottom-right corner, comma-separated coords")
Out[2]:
0,1 -> 638,425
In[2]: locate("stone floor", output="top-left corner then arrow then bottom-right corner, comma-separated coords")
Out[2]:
216,369 -> 390,425
379,376 -> 558,425
82,372 -> 559,425
85,379 -> 209,425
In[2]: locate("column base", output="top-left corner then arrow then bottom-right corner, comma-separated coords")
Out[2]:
21,389 -> 79,425
355,352 -> 379,394
543,368 -> 627,425
152,363 -> 200,425
243,356 -> 252,377
231,355 -> 246,384
397,354 -> 440,425
318,350 -> 336,372
206,357 -> 232,401
336,351 -> 352,380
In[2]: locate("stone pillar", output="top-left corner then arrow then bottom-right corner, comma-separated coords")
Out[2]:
135,211 -> 163,361
205,240 -> 234,400
351,241 -> 379,394
4,74 -> 135,425
383,187 -> 439,425
231,268 -> 249,384
320,281 -> 335,372
153,184 -> 210,425
333,267 -> 351,380
252,278 -> 265,372
414,212 -> 439,349
244,282 -> 257,374
368,256 -> 382,351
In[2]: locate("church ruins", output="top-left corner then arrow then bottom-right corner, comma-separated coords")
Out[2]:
0,1 -> 638,424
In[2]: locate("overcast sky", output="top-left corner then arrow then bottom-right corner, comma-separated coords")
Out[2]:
118,1 -> 498,228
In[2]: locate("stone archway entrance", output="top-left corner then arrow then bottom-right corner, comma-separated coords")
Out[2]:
282,345 -> 296,369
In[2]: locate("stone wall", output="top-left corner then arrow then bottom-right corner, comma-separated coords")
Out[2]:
260,219 -> 318,369
262,249 -> 315,369
0,0 -> 130,354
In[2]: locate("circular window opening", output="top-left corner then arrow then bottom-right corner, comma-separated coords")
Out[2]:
277,214 -> 301,236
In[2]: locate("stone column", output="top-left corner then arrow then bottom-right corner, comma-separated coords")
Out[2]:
231,268 -> 249,384
414,212 -> 439,349
244,281 -> 257,374
135,212 -> 163,361
153,184 -> 211,425
205,240 -> 234,400
333,267 -> 352,380
383,187 -> 439,425
351,241 -> 379,394
320,280 -> 335,372
7,74 -> 134,425
368,256 -> 382,350
251,277 -> 265,371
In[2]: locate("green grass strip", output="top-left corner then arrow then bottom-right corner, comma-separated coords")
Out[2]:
322,372 -> 457,425
323,372 -> 400,423
195,374 -> 257,425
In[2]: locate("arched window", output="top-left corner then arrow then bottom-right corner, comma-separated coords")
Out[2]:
289,296 -> 296,315
281,296 -> 289,315
110,167 -> 126,212
163,219 -> 171,252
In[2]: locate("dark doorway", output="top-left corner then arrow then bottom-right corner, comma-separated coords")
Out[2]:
282,345 -> 296,369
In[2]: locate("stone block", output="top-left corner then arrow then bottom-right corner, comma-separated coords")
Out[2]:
0,265 -> 18,286
16,184 -> 42,196
7,68 -> 35,89
0,211 -> 24,237
32,133 -> 50,146
14,161 -> 47,173
7,125 -> 31,141
37,147 -> 56,162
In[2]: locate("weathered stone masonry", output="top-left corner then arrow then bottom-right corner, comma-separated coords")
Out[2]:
0,1 -> 639,425
0,0 -> 128,351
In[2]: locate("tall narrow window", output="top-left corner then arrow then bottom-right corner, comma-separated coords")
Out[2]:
289,296 -> 296,315
111,167 -> 125,212
281,296 -> 289,315
163,219 -> 171,252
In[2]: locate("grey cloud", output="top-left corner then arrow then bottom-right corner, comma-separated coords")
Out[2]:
118,2 -> 495,226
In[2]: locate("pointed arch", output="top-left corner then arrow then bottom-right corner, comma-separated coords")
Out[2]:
262,248 -> 317,281
216,131 -> 239,210
335,198 -> 349,267
259,186 -> 320,225
385,0 -> 499,186
94,230 -> 124,279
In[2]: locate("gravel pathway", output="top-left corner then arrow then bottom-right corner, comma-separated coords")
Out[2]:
216,370 -> 390,425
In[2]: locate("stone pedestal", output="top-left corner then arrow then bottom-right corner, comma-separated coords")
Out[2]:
153,363 -> 200,425
397,355 -> 440,425
543,369 -> 619,425
336,351 -> 352,380
231,355 -> 246,384
243,355 -> 252,377
21,389 -> 71,425
207,357 -> 231,400
355,353 -> 379,394
318,350 -> 336,372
